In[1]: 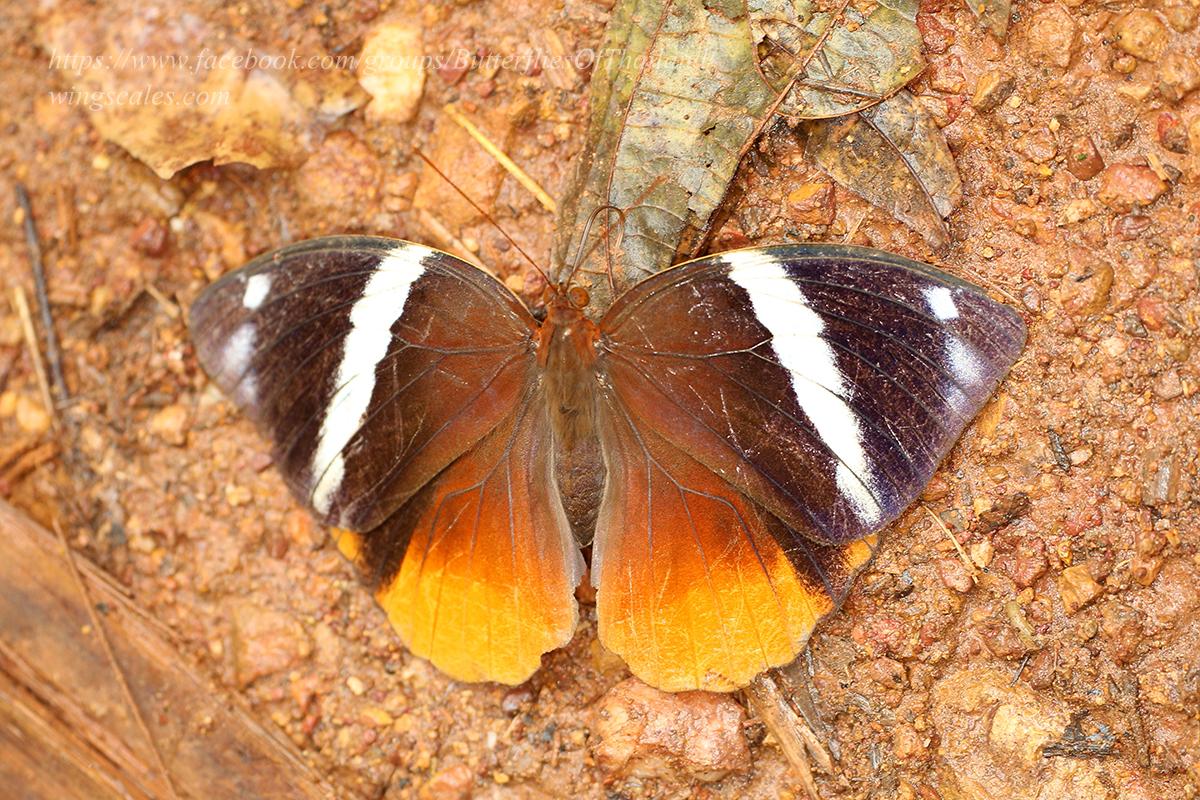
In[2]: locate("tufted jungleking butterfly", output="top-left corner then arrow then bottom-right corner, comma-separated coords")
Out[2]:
189,229 -> 1024,692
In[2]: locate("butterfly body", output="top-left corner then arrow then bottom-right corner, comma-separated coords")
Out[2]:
190,237 -> 1025,691
538,285 -> 602,454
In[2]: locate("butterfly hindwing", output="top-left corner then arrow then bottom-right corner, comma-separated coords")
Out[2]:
592,244 -> 1025,690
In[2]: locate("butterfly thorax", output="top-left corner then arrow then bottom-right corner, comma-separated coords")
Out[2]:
538,285 -> 600,453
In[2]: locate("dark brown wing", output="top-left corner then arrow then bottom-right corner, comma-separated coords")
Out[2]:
591,244 -> 1024,690
190,236 -> 537,531
190,236 -> 581,683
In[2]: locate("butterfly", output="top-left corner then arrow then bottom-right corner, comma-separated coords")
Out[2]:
189,236 -> 1024,691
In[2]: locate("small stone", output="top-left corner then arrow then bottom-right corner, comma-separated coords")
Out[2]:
357,21 -> 426,123
1065,135 -> 1105,180
971,70 -> 1015,111
130,218 -> 169,256
1058,198 -> 1099,225
930,56 -> 966,93
1096,164 -> 1168,212
224,483 -> 252,507
593,678 -> 751,783
418,763 -> 473,800
1158,51 -> 1200,102
1058,564 -> 1103,614
1113,10 -> 1169,61
1003,540 -> 1048,588
1059,255 -> 1113,317
1022,5 -> 1080,69
938,558 -> 975,593
363,707 -> 394,727
230,602 -> 313,687
1157,113 -> 1190,153
148,403 -> 189,446
1153,369 -> 1184,399
787,182 -> 835,225
1014,128 -> 1057,163
970,539 -> 995,569
346,675 -> 367,695
1141,447 -> 1180,507
14,394 -> 51,435
917,13 -> 955,54
892,724 -> 926,760
1130,554 -> 1165,586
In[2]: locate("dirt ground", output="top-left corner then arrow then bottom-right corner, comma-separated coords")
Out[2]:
1,0 -> 1197,798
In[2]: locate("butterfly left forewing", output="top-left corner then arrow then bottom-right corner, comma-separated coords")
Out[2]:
189,236 -> 538,531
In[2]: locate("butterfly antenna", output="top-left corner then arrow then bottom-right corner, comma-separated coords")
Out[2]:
566,205 -> 625,293
413,148 -> 550,285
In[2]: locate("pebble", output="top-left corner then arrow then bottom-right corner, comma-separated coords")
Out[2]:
1022,5 -> 1080,69
357,22 -> 426,123
1003,539 -> 1048,588
1096,163 -> 1168,211
593,678 -> 750,783
1014,128 -> 1057,163
787,182 -> 835,225
130,218 -> 169,257
14,394 -> 51,435
1157,112 -> 1190,153
1065,135 -> 1105,180
1113,9 -> 1169,61
418,763 -> 474,800
938,557 -> 975,593
230,602 -> 313,687
1158,51 -> 1200,102
346,675 -> 367,695
1058,564 -> 1104,614
1059,254 -> 1113,316
1142,441 -> 1180,503
1153,369 -> 1184,399
971,70 -> 1015,111
148,403 -> 189,446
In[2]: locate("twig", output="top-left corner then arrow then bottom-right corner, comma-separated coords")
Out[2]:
16,184 -> 69,406
922,505 -> 978,585
1011,652 -> 1033,686
413,209 -> 490,272
746,672 -> 826,800
12,286 -> 57,429
50,518 -> 182,800
442,104 -> 557,213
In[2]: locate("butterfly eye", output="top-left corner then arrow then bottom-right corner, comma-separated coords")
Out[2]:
568,286 -> 590,309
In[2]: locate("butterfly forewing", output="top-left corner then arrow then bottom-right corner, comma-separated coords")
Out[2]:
190,236 -> 538,531
598,245 -> 1026,546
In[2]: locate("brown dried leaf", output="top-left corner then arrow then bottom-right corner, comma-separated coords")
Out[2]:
553,0 -> 924,312
40,1 -> 364,179
749,0 -> 925,119
805,90 -> 962,249
967,0 -> 1012,40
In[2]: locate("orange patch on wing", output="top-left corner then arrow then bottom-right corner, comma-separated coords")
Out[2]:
374,400 -> 581,685
334,528 -> 363,563
594,407 -> 875,692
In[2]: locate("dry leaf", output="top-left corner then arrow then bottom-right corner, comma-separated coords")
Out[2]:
805,90 -> 963,249
40,1 -> 364,179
